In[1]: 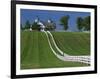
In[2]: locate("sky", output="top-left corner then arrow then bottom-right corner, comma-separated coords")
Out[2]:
21,9 -> 90,31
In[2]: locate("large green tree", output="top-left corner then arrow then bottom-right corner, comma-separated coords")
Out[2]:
24,20 -> 30,30
45,19 -> 56,31
32,22 -> 40,31
77,17 -> 84,31
77,16 -> 90,31
60,15 -> 70,30
83,16 -> 90,31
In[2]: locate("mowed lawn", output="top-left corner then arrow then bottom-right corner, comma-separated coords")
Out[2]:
21,31 -> 89,69
52,32 -> 90,55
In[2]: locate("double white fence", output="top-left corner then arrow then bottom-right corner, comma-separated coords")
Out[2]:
44,31 -> 90,65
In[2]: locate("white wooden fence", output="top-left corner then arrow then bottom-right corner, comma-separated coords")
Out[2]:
44,31 -> 90,65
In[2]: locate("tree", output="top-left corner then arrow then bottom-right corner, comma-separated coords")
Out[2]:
21,24 -> 25,30
21,24 -> 23,30
77,16 -> 90,31
77,17 -> 84,31
83,16 -> 90,31
32,22 -> 40,31
45,19 -> 56,31
24,20 -> 30,30
45,23 -> 55,31
60,15 -> 69,30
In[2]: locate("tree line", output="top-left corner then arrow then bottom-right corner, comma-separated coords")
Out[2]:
60,15 -> 90,31
21,19 -> 56,31
21,15 -> 90,31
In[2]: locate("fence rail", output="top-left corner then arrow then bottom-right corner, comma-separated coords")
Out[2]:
44,31 -> 90,65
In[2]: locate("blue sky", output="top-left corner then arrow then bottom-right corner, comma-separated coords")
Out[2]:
21,9 -> 90,31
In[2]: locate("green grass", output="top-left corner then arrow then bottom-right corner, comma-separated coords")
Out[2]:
21,31 -> 39,69
21,31 -> 89,69
47,32 -> 64,56
52,32 -> 90,56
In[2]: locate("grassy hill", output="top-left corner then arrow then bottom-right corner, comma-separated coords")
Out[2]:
52,32 -> 90,56
21,31 -> 89,69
